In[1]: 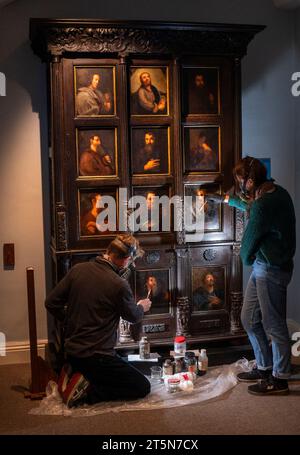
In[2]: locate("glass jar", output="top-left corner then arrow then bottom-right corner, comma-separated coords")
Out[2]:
174,358 -> 183,374
139,336 -> 150,359
184,351 -> 197,374
198,349 -> 208,376
163,358 -> 174,376
150,366 -> 162,382
167,378 -> 181,393
174,336 -> 186,355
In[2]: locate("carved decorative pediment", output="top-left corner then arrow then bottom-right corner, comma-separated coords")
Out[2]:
30,20 -> 265,60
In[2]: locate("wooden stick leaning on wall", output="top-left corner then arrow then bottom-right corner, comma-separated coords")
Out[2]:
24,267 -> 57,400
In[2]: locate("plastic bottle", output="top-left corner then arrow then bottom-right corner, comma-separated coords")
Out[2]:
139,336 -> 150,359
174,336 -> 186,355
198,349 -> 208,376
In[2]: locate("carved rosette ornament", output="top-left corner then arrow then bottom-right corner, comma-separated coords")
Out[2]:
56,204 -> 67,251
118,318 -> 134,343
144,251 -> 161,265
176,296 -> 190,337
230,291 -> 244,333
203,248 -> 217,262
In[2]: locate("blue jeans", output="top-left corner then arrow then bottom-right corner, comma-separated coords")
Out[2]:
241,259 -> 292,379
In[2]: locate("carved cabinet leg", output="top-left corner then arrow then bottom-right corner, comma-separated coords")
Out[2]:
118,318 -> 134,343
230,291 -> 244,333
230,242 -> 244,333
176,296 -> 190,337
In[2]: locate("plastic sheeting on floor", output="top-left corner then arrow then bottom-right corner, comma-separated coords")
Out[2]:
29,358 -> 254,417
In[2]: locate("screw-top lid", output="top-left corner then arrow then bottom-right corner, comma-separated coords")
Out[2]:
141,336 -> 148,342
200,349 -> 207,355
174,336 -> 186,343
168,378 -> 180,384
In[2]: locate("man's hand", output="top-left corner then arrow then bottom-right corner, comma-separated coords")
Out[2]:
157,96 -> 166,111
152,103 -> 159,113
86,221 -> 97,234
144,159 -> 160,170
103,92 -> 112,112
103,154 -> 112,165
206,193 -> 225,204
137,298 -> 152,313
209,296 -> 221,306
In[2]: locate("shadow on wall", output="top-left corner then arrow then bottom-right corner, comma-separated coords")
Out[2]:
242,24 -> 292,93
0,40 -> 52,294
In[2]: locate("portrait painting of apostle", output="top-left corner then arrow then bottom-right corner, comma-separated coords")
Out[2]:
185,183 -> 221,232
131,127 -> 169,175
130,67 -> 168,115
184,126 -> 220,173
75,67 -> 115,116
79,190 -> 116,236
132,187 -> 170,232
183,67 -> 219,115
192,267 -> 225,312
135,269 -> 171,316
77,129 -> 117,177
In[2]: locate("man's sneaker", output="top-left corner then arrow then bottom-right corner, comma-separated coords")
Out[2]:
248,376 -> 289,396
62,372 -> 90,408
237,366 -> 272,383
57,363 -> 73,396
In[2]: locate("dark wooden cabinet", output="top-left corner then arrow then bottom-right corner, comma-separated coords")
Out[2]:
30,19 -> 264,350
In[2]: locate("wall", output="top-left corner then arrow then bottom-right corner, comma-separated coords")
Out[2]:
0,0 -> 298,353
290,8 -> 300,323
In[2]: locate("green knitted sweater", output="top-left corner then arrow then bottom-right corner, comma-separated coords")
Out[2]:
228,185 -> 296,269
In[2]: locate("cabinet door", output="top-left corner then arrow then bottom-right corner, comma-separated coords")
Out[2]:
129,248 -> 177,342
62,57 -> 125,250
181,57 -> 235,243
188,245 -> 232,336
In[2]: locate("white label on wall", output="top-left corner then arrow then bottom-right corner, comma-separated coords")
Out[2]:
0,72 -> 6,96
291,72 -> 300,97
292,332 -> 300,357
0,332 -> 6,356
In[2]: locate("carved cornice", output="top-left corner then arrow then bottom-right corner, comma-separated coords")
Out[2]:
30,19 -> 265,61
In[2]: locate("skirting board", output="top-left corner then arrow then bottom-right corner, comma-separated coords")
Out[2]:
0,339 -> 47,365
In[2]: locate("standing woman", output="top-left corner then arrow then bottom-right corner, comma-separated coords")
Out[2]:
209,156 -> 296,395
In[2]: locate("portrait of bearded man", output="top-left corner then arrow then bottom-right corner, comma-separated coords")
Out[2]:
130,68 -> 168,115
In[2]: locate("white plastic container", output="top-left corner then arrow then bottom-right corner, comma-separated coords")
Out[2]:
174,336 -> 186,355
